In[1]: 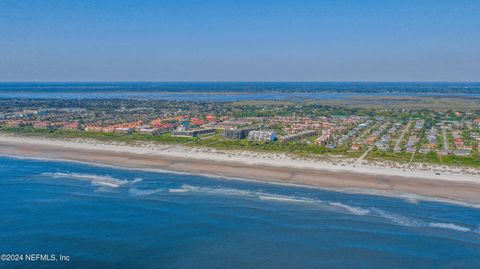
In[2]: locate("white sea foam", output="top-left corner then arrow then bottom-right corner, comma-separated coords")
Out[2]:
107,180 -> 478,233
131,178 -> 143,184
370,208 -> 473,233
177,184 -> 319,204
178,185 -> 474,233
404,197 -> 419,204
168,188 -> 188,193
41,172 -> 128,188
258,195 -> 316,203
428,222 -> 471,232
95,186 -> 120,193
128,187 -> 164,196
36,173 -> 480,234
17,153 -> 480,210
92,181 -> 122,188
176,184 -> 256,196
370,208 -> 423,227
328,202 -> 370,215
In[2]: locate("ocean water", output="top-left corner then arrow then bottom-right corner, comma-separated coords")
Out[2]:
1,156 -> 480,268
0,82 -> 479,101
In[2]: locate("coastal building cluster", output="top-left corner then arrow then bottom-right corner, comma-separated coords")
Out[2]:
1,99 -> 479,161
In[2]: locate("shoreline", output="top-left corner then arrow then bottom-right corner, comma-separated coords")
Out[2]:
6,153 -> 480,209
1,134 -> 480,204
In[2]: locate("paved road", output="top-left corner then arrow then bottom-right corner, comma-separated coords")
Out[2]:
394,121 -> 411,150
442,128 -> 449,152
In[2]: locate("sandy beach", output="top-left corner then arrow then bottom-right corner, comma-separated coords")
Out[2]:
1,133 -> 480,204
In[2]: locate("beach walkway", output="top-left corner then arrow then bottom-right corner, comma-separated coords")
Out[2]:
356,146 -> 373,164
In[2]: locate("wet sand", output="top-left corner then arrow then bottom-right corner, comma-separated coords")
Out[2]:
1,138 -> 480,204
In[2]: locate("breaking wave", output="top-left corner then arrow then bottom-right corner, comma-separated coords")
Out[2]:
41,172 -> 128,188
128,187 -> 164,196
174,184 -> 255,196
168,188 -> 188,193
39,175 -> 478,234
428,222 -> 471,232
370,208 -> 423,227
171,184 -> 318,204
328,202 -> 370,215
370,208 -> 472,232
161,184 -> 478,233
258,195 -> 316,203
131,178 -> 143,184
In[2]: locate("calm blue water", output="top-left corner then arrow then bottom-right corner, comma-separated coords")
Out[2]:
1,156 -> 480,268
0,82 -> 479,101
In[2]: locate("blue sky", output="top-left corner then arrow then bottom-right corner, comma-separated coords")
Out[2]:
1,0 -> 479,82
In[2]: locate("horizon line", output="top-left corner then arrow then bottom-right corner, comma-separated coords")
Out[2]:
1,81 -> 480,84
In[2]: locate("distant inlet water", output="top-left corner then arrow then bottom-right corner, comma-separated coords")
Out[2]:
1,156 -> 480,268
